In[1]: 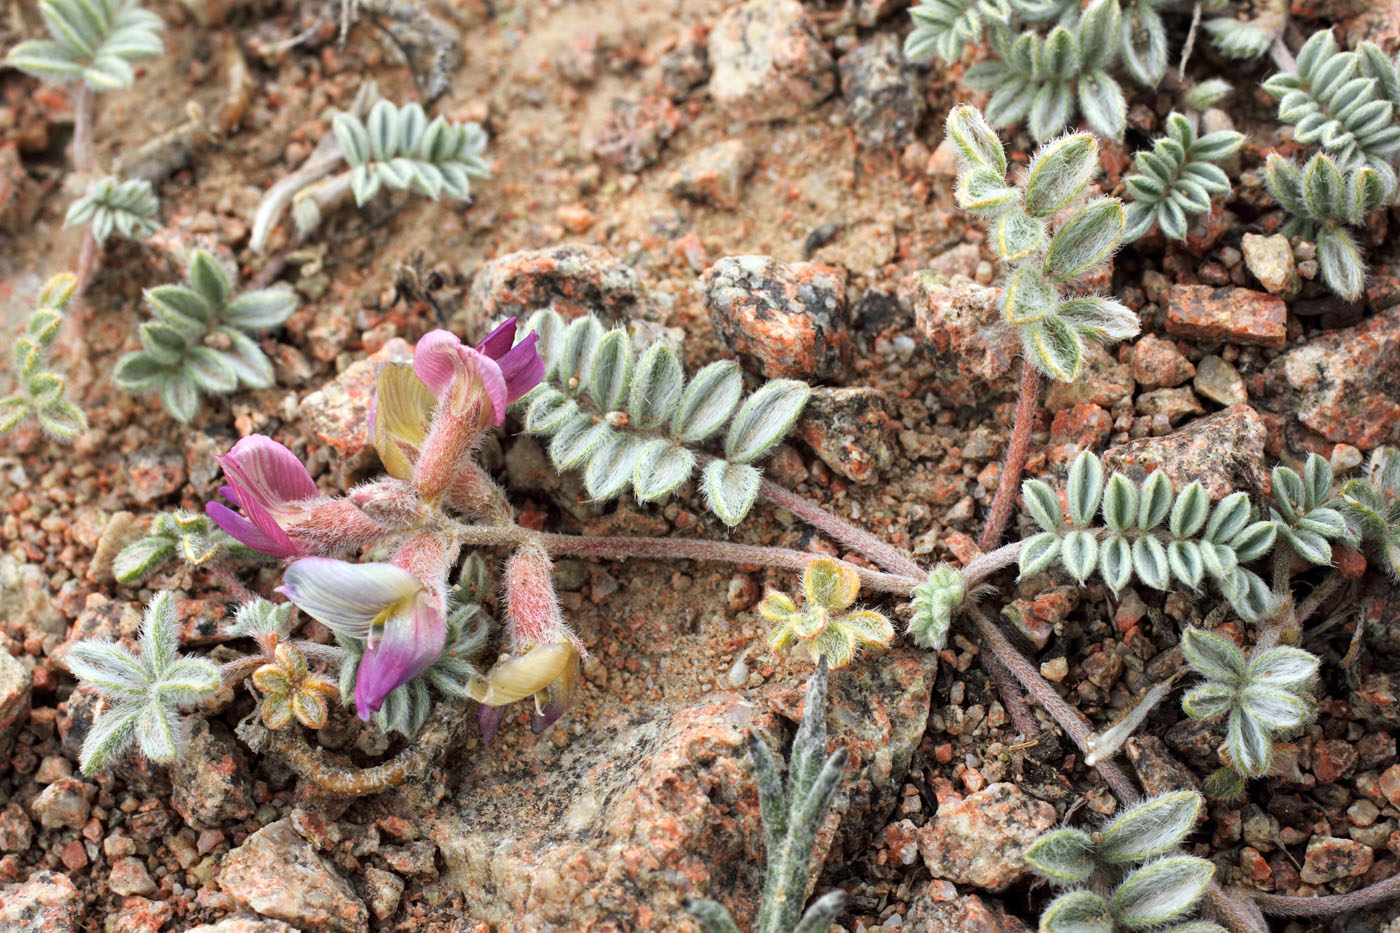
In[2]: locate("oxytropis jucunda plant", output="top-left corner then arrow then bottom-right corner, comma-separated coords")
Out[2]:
0,274 -> 88,441
112,249 -> 298,422
1260,29 -> 1400,300
5,0 -> 165,290
685,658 -> 849,933
1026,791 -> 1223,933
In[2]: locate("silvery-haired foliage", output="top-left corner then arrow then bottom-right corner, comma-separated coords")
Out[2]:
964,0 -> 1128,142
66,176 -> 159,245
1118,0 -> 1169,86
1262,31 -> 1400,175
1181,626 -> 1319,778
0,274 -> 88,441
332,99 -> 489,207
1018,450 -> 1279,622
334,572 -> 489,737
946,106 -> 1138,382
1186,79 -> 1233,112
4,0 -> 162,91
1122,113 -> 1244,241
1338,446 -> 1400,580
1265,153 -> 1392,301
1203,12 -> 1281,61
521,311 -> 810,527
685,659 -> 848,933
112,250 -> 297,422
1267,453 -> 1352,566
1027,791 -> 1221,932
68,591 -> 221,773
112,509 -> 263,585
904,0 -> 1013,64
907,564 -> 965,651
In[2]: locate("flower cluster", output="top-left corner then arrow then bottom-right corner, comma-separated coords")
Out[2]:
204,318 -> 565,730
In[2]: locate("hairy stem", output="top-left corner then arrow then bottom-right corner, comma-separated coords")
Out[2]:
753,474 -> 924,578
979,358 -> 1041,552
1295,569 -> 1343,628
239,696 -> 472,796
1251,871 -> 1400,916
968,604 -> 1140,803
451,522 -> 921,597
72,84 -> 93,175
980,651 -> 1039,739
960,540 -> 1023,590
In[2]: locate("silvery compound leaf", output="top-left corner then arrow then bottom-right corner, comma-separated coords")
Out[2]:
723,379 -> 810,464
701,459 -> 761,527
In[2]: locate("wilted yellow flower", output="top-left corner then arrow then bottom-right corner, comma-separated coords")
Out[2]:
760,557 -> 893,668
251,643 -> 340,730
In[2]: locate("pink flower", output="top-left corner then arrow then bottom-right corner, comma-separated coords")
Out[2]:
206,436 -> 320,559
277,557 -> 446,719
412,318 -> 544,426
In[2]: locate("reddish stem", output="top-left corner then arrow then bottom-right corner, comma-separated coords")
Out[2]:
754,474 -> 925,578
978,357 -> 1041,552
1251,871 -> 1400,917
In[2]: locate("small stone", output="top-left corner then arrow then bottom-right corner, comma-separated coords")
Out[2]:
363,867 -> 404,921
916,783 -> 1055,891
0,870 -> 83,932
1331,443 -> 1363,472
470,245 -> 647,325
185,921 -> 298,933
0,646 -> 32,761
1131,334 -> 1196,389
168,718 -> 255,829
704,255 -> 849,379
727,574 -> 759,612
837,35 -> 925,149
1349,799 -> 1380,828
795,387 -> 895,484
220,821 -> 368,933
1257,304 -> 1400,448
1242,233 -> 1301,298
707,0 -> 836,123
591,95 -> 682,172
300,338 -> 413,462
1102,404 -> 1267,500
1313,739 -> 1359,784
108,857 -> 157,897
1165,285 -> 1287,348
1048,403 -> 1113,466
1379,764 -> 1400,808
0,804 -> 33,853
126,444 -> 188,503
112,897 -> 174,933
1044,344 -> 1136,411
380,841 -> 438,877
30,777 -> 90,830
1125,736 -> 1202,797
665,139 -> 754,210
1299,835 -> 1373,884
1134,387 -> 1205,425
1193,355 -> 1248,407
908,275 -> 1019,403
1040,657 -> 1069,682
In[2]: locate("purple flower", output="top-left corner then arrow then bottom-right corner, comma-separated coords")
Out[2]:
206,436 -> 320,559
277,558 -> 446,719
413,318 -> 544,426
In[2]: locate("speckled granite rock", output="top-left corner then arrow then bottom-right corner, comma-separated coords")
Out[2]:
185,920 -> 299,933
470,245 -> 647,324
1101,404 -> 1267,500
0,645 -> 31,761
299,338 -> 413,463
429,652 -> 935,930
916,782 -> 1056,892
168,717 -> 255,829
905,881 -> 1032,932
907,273 -> 1019,405
796,386 -> 895,484
219,820 -> 368,933
708,0 -> 835,123
0,870 -> 83,932
1256,304 -> 1400,449
704,255 -> 850,379
665,139 -> 755,209
838,34 -> 925,148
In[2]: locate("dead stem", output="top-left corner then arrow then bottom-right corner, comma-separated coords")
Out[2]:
240,696 -> 472,796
